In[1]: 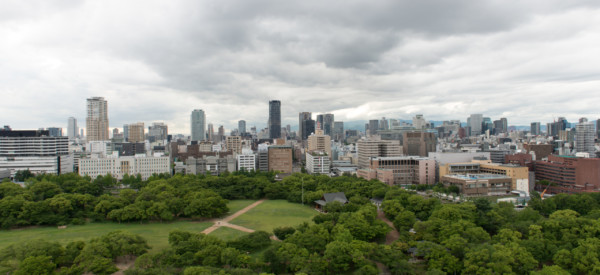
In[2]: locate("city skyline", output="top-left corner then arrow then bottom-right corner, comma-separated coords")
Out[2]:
2,1 -> 600,133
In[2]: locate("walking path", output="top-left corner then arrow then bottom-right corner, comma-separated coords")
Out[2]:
377,210 -> 400,245
202,199 -> 266,235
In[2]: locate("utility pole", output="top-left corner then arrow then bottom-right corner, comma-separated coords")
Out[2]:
301,177 -> 304,205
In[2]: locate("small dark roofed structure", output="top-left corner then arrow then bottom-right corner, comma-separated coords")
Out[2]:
314,192 -> 348,212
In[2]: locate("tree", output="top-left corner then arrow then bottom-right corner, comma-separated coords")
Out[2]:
14,256 -> 55,275
273,226 -> 296,240
14,169 -> 33,182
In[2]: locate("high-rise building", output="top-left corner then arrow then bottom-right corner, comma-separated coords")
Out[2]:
380,117 -> 389,130
86,97 -> 109,141
0,129 -> 70,176
268,100 -> 281,139
576,121 -> 595,157
412,115 -> 427,130
298,112 -> 312,140
207,123 -> 214,141
306,151 -> 330,174
148,122 -> 168,141
308,128 -> 332,157
402,131 -> 436,157
333,121 -> 344,141
547,117 -> 568,137
316,115 -> 324,129
238,120 -> 246,134
357,139 -> 402,169
531,122 -> 541,136
302,119 -> 316,140
128,122 -> 145,143
500,118 -> 508,133
123,124 -> 129,141
67,117 -> 78,139
47,127 -> 63,137
323,114 -> 334,136
191,109 -> 206,141
597,119 -> 600,138
468,114 -> 483,136
268,145 -> 292,173
226,136 -> 242,155
368,120 -> 379,136
218,125 -> 225,142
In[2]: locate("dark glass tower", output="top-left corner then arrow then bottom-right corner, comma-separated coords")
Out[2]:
269,100 -> 281,139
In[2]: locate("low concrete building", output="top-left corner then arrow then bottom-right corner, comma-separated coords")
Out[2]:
186,155 -> 236,176
306,151 -> 330,174
442,174 -> 512,196
268,145 -> 292,173
237,153 -> 256,172
440,160 -> 529,190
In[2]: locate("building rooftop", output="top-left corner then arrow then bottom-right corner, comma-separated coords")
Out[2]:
445,173 -> 511,180
371,156 -> 431,161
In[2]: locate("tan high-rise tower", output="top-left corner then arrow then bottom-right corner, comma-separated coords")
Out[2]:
128,122 -> 145,143
86,97 -> 109,141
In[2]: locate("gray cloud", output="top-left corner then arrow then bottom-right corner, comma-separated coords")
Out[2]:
1,0 -> 600,133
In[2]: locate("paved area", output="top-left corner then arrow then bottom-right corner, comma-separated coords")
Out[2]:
202,199 -> 266,235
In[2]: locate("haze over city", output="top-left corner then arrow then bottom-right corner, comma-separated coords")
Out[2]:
2,0 -> 600,133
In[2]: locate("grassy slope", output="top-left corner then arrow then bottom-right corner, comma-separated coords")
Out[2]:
229,200 -> 317,233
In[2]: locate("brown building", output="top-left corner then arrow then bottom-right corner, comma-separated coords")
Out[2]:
523,144 -> 554,160
505,153 -> 533,170
534,155 -> 600,194
357,139 -> 402,169
440,160 -> 529,190
128,122 -> 145,143
358,156 -> 435,186
225,136 -> 242,155
402,131 -> 436,157
442,174 -> 512,196
169,141 -> 232,163
268,145 -> 293,173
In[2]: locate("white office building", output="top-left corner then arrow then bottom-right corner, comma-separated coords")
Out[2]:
306,151 -> 330,174
78,155 -> 169,180
237,153 -> 256,172
0,130 -> 71,176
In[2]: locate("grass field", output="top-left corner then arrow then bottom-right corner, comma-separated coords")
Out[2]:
0,200 -> 257,252
229,200 -> 317,233
226,199 -> 257,214
0,221 -> 213,252
210,226 -> 249,241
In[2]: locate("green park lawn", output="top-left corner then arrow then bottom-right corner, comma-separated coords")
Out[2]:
0,221 -> 213,252
229,199 -> 317,233
210,226 -> 249,241
226,199 -> 257,214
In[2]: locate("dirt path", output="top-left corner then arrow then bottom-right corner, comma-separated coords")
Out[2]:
202,199 -> 266,235
377,210 -> 400,245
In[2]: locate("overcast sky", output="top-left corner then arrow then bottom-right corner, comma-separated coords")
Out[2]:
2,0 -> 600,134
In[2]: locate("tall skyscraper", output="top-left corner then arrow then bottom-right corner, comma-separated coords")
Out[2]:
148,122 -> 168,141
47,127 -> 63,137
218,125 -> 225,142
268,100 -> 281,139
302,119 -> 316,140
123,124 -> 129,141
333,121 -> 344,141
128,122 -> 145,143
368,120 -> 379,136
191,109 -> 206,141
207,123 -> 214,141
86,97 -> 109,141
238,120 -> 246,134
500,118 -> 508,133
576,121 -> 595,157
380,117 -> 389,130
531,122 -> 541,136
67,117 -> 78,139
323,114 -> 334,136
299,112 -> 312,140
596,119 -> 600,138
468,114 -> 483,136
316,115 -> 324,129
